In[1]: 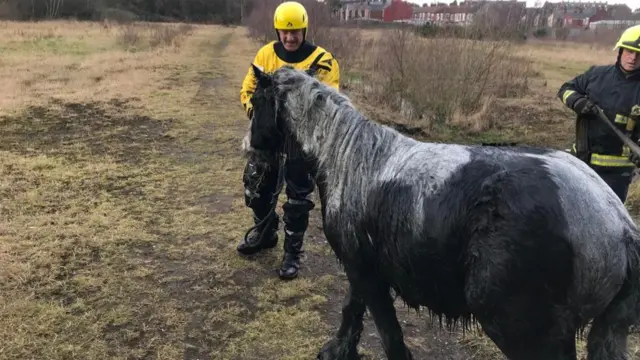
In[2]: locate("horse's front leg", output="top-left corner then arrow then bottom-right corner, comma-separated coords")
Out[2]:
364,280 -> 414,360
318,284 -> 366,360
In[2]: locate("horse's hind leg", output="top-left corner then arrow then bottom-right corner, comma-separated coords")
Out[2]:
465,236 -> 578,359
466,273 -> 579,360
586,230 -> 640,360
317,285 -> 366,360
586,279 -> 640,359
475,314 -> 577,360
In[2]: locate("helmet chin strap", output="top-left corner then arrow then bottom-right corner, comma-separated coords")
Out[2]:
617,48 -> 623,65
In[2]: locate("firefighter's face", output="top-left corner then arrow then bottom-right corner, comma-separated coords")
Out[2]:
278,29 -> 303,51
621,48 -> 640,72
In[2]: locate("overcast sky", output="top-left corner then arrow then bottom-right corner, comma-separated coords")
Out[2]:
412,0 -> 640,9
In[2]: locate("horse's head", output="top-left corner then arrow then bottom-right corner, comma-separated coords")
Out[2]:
242,64 -> 286,157
242,64 -> 331,164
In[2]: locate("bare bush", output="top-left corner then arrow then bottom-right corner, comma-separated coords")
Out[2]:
364,25 -> 533,132
115,22 -> 194,51
470,1 -> 527,41
99,8 -> 139,24
116,24 -> 142,48
244,0 -> 278,44
149,24 -> 192,48
315,27 -> 366,75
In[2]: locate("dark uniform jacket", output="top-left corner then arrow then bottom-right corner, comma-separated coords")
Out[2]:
558,62 -> 640,170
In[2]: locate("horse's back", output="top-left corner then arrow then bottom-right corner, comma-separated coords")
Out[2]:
362,142 -> 632,313
464,148 -> 633,320
535,151 -> 634,311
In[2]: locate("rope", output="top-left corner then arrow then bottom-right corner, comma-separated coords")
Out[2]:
242,152 -> 287,245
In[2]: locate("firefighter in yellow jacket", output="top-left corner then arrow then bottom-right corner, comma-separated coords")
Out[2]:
237,1 -> 340,280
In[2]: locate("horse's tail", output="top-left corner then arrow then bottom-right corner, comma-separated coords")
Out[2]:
586,226 -> 640,359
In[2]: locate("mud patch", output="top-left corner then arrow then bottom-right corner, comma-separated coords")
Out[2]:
0,98 -> 175,163
198,194 -> 234,215
199,76 -> 226,90
101,304 -> 183,359
193,75 -> 228,104
177,267 -> 264,360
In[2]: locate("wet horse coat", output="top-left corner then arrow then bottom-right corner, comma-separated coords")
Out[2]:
244,64 -> 640,360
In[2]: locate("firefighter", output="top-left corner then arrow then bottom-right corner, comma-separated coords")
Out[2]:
237,1 -> 340,280
558,24 -> 640,203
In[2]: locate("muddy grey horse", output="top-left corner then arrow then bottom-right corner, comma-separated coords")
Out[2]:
242,64 -> 640,360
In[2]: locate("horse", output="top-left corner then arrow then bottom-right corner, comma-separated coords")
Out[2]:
242,63 -> 640,360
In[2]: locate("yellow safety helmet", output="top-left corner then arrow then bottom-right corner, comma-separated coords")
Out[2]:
613,24 -> 640,53
273,1 -> 308,31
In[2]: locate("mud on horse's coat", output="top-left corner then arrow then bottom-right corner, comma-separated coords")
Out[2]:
244,64 -> 640,360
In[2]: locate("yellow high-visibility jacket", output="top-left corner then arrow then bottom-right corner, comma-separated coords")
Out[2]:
240,40 -> 340,118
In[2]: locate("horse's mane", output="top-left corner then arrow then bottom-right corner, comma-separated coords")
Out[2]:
270,66 -> 417,211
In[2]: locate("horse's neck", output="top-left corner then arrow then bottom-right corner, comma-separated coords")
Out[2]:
297,101 -> 400,194
305,104 -> 366,164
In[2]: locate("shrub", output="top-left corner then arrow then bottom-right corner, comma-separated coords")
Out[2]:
555,28 -> 569,41
362,25 -> 533,132
416,22 -> 526,42
100,8 -> 139,23
533,27 -> 548,38
115,22 -> 194,51
116,24 -> 142,48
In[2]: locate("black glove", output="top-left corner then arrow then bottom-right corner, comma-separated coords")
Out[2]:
630,152 -> 640,167
247,107 -> 254,120
573,97 -> 597,115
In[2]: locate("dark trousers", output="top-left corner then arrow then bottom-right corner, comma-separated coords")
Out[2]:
593,167 -> 634,203
242,152 -> 315,247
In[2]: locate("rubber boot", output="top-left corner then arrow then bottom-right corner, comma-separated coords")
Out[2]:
237,213 -> 279,255
278,230 -> 303,280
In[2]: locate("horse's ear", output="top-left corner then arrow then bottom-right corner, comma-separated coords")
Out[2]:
251,63 -> 263,78
252,63 -> 271,87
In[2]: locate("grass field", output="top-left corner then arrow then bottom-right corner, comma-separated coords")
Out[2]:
0,20 -> 639,360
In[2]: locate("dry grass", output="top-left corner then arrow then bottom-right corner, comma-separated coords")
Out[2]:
0,20 -> 639,360
0,19 -> 340,360
368,29 -> 533,131
516,41 -> 614,88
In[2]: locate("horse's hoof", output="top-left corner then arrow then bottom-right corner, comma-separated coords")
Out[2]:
317,338 -> 360,360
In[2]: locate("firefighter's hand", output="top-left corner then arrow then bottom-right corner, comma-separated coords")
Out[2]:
573,97 -> 597,115
629,152 -> 640,167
